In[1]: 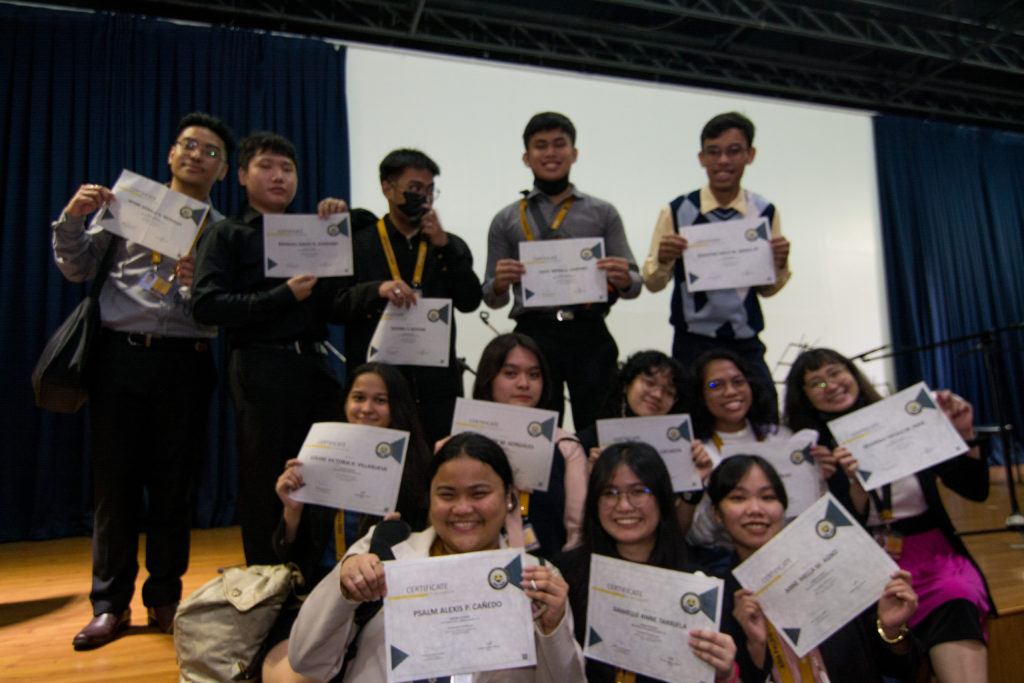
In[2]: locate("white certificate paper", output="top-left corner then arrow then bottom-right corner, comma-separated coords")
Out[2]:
384,548 -> 536,682
585,555 -> 723,683
827,382 -> 968,491
679,217 -> 775,292
450,398 -> 557,491
596,415 -> 701,491
262,213 -> 353,277
91,169 -> 210,259
720,429 -> 825,518
367,298 -> 452,368
287,422 -> 409,516
519,237 -> 608,308
732,493 -> 898,658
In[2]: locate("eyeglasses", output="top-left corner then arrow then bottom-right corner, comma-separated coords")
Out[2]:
598,486 -> 652,509
804,365 -> 849,392
176,137 -> 223,159
638,375 -> 677,400
701,144 -> 749,160
705,376 -> 748,393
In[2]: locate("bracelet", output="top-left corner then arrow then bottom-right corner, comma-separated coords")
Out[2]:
876,618 -> 908,644
715,661 -> 739,683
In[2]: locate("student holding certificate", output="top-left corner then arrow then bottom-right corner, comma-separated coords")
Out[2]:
287,433 -> 586,682
784,348 -> 990,683
472,333 -> 588,558
556,442 -> 738,682
709,455 -> 921,683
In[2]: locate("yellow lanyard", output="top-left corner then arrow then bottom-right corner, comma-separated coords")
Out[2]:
377,217 -> 427,288
765,622 -> 816,683
152,212 -> 210,267
613,670 -> 636,683
518,196 -> 575,241
711,430 -> 765,451
333,510 -> 347,562
519,491 -> 531,517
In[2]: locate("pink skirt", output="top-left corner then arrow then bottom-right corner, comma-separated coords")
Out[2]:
897,528 -> 989,635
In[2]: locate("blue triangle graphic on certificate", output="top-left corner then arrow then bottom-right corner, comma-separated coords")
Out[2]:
525,288 -> 535,300
689,272 -> 699,284
588,627 -> 603,647
438,304 -> 450,324
678,420 -> 691,441
798,443 -> 812,464
755,222 -> 769,240
390,645 -> 409,670
915,388 -> 936,410
503,554 -> 524,589
539,417 -> 555,441
784,628 -> 801,645
99,207 -> 117,222
187,209 -> 204,227
591,242 -> 603,258
860,469 -> 872,483
389,437 -> 406,463
267,258 -> 277,271
338,216 -> 350,236
699,587 -> 719,621
824,500 -> 854,528
369,345 -> 378,358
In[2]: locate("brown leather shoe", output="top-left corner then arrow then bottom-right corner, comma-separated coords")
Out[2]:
72,610 -> 131,650
146,603 -> 178,634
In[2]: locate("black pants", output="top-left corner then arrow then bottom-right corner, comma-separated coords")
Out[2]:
514,317 -> 618,433
228,347 -> 343,565
671,330 -> 779,419
87,333 -> 216,615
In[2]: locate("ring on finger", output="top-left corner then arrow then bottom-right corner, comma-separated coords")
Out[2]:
353,574 -> 363,583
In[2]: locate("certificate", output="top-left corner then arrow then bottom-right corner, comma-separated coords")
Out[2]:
720,429 -> 825,518
263,213 -> 353,277
287,422 -> 409,517
732,493 -> 898,658
367,298 -> 452,368
827,382 -> 968,491
450,398 -> 557,491
91,169 -> 210,259
596,415 -> 701,491
519,237 -> 607,308
384,548 -> 536,682
679,217 -> 775,292
585,554 -> 723,683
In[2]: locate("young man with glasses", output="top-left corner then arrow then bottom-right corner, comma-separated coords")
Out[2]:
642,111 -> 791,408
192,131 -> 350,566
330,148 -> 481,445
52,112 -> 234,649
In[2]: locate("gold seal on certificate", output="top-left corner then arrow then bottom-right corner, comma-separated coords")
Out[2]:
91,169 -> 210,259
367,297 -> 452,368
679,217 -> 776,292
263,212 -> 353,277
720,429 -> 826,518
519,237 -> 608,307
596,415 -> 702,491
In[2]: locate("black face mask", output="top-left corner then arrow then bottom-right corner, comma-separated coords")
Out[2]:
533,175 -> 570,196
397,191 -> 429,226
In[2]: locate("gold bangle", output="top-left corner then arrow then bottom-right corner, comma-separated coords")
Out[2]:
876,617 -> 908,644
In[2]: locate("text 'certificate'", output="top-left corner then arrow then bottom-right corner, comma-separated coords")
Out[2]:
450,398 -> 557,491
263,213 -> 353,277
367,298 -> 452,368
384,548 -> 536,682
519,237 -> 608,308
732,493 -> 898,658
288,422 -> 409,517
679,217 -> 775,292
585,554 -> 723,683
827,382 -> 968,491
720,429 -> 825,518
92,169 -> 210,259
596,415 -> 701,491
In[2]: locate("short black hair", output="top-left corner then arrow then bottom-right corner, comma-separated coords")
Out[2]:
176,112 -> 235,156
602,350 -> 686,418
378,148 -> 440,184
700,111 -> 755,147
427,432 -> 514,494
237,131 -> 298,170
472,333 -> 553,408
707,454 -> 788,512
523,111 -> 576,148
783,347 -> 883,434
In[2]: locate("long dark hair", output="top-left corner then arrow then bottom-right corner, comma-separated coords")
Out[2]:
689,348 -> 777,441
783,348 -> 883,435
472,333 -> 552,407
582,441 -> 688,570
707,454 -> 788,512
599,350 -> 686,418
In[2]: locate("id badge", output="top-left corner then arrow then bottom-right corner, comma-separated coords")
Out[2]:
138,270 -> 172,299
873,526 -> 904,560
521,522 -> 541,552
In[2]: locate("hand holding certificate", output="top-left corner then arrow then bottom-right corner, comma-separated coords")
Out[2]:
263,213 -> 353,277
826,382 -> 968,491
367,298 -> 452,367
720,429 -> 825,517
679,217 -> 775,292
287,422 -> 409,516
91,169 -> 210,259
519,237 -> 608,307
596,415 -> 702,491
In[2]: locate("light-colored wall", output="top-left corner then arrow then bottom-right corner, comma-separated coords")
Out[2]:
346,45 -> 893,428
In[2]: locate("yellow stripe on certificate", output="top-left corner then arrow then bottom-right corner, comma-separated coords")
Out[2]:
388,593 -> 429,601
593,586 -> 627,598
754,573 -> 784,597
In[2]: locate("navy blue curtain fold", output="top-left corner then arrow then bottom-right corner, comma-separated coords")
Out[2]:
874,116 -> 1024,463
0,3 -> 349,541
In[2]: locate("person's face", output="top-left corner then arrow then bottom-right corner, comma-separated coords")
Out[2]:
597,463 -> 661,556
803,362 -> 860,413
382,166 -> 436,212
490,346 -> 543,408
522,128 -> 578,182
429,455 -> 512,554
698,127 -> 755,196
344,372 -> 391,428
167,125 -> 228,194
714,465 -> 784,559
625,368 -> 677,417
238,150 -> 298,214
702,359 -> 753,431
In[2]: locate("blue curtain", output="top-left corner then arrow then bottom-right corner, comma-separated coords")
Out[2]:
874,116 -> 1024,463
0,4 -> 349,541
